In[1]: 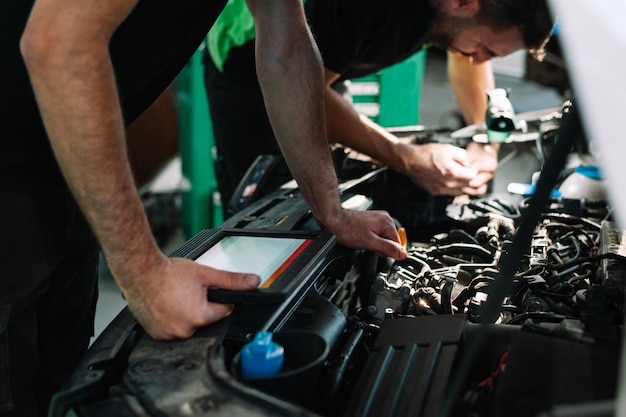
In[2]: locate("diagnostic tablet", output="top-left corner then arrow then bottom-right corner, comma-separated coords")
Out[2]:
171,229 -> 335,304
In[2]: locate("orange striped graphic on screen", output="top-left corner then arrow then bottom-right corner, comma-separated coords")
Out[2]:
260,239 -> 313,288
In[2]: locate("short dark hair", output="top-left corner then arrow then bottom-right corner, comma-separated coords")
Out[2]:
478,0 -> 554,52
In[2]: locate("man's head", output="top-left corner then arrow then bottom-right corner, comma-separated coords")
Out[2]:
429,0 -> 554,64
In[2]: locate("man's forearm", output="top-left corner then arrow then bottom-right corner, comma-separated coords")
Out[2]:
245,1 -> 405,261
447,50 -> 495,125
21,0 -> 162,284
249,0 -> 344,226
326,85 -> 396,158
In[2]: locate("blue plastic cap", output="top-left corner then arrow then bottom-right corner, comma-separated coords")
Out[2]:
240,331 -> 284,379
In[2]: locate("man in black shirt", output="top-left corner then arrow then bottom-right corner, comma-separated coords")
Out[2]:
205,0 -> 553,214
1,1 -> 408,416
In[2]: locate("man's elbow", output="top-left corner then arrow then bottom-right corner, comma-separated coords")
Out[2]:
20,23 -> 56,74
20,19 -> 95,75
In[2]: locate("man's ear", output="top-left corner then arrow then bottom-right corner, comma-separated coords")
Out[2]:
448,0 -> 480,18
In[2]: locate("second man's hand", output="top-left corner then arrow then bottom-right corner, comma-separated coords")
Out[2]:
465,141 -> 499,194
394,141 -> 499,197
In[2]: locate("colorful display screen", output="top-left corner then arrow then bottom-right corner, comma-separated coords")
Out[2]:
195,235 -> 313,288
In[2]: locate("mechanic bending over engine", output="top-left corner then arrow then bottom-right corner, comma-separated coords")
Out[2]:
205,0 -> 554,214
1,1 -> 411,416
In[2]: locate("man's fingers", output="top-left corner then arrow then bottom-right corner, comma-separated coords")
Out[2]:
469,172 -> 493,188
201,268 -> 261,290
202,302 -> 236,325
371,236 -> 407,260
449,165 -> 479,182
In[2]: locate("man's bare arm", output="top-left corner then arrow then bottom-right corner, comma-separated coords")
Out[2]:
447,50 -> 495,125
323,52 -> 498,196
247,0 -> 406,260
323,68 -> 481,196
21,0 -> 259,340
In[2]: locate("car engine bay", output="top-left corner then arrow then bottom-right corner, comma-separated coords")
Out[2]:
51,100 -> 625,417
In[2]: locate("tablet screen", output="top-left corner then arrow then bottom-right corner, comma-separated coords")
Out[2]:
195,235 -> 313,288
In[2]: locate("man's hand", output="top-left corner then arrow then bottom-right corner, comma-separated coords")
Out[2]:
395,141 -> 499,196
465,141 -> 499,194
396,142 -> 479,195
121,256 -> 260,340
323,209 -> 407,261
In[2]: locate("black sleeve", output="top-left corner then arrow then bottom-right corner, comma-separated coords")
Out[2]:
305,0 -> 383,75
304,0 -> 432,80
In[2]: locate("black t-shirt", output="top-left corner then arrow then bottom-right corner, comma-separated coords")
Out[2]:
304,0 -> 434,80
0,0 -> 226,186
